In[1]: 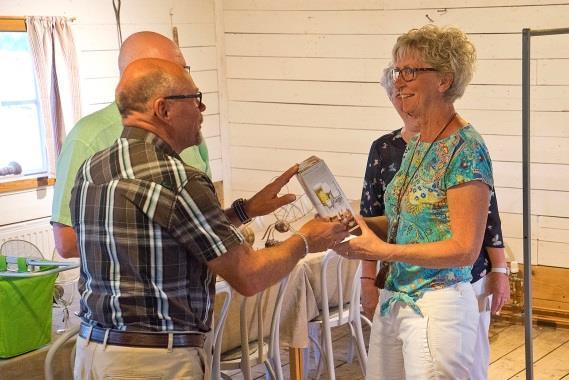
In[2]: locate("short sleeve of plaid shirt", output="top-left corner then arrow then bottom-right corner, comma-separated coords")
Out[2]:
168,173 -> 245,262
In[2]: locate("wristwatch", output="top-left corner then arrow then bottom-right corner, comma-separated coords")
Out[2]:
490,267 -> 510,276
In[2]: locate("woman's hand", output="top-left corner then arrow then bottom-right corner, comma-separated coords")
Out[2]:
334,216 -> 391,260
486,272 -> 511,315
361,279 -> 379,318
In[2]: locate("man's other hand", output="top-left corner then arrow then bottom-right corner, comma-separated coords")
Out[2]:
245,164 -> 299,218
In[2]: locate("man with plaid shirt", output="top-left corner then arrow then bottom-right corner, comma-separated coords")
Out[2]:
70,58 -> 349,379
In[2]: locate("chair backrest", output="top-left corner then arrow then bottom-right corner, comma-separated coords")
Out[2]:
52,247 -> 80,283
0,239 -> 45,272
218,275 -> 289,380
44,325 -> 80,380
320,249 -> 362,326
0,239 -> 44,259
314,250 -> 367,380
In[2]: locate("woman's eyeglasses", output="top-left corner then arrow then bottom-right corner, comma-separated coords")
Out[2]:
391,67 -> 438,82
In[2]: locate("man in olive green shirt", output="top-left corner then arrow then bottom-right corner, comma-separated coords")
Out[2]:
51,32 -> 210,258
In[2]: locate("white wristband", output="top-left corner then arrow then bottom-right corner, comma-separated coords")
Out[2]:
490,267 -> 510,275
293,232 -> 309,257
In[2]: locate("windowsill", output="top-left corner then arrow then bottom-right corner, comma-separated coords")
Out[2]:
0,175 -> 55,194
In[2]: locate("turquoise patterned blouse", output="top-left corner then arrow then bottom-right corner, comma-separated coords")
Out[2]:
382,124 -> 494,316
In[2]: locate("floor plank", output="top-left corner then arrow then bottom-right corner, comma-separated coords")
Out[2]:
515,340 -> 569,380
227,320 -> 569,379
489,326 -> 569,379
489,324 -> 540,363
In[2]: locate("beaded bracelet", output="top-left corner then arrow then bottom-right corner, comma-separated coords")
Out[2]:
231,198 -> 252,224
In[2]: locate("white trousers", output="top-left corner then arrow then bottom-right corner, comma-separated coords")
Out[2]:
366,282 -> 479,380
470,277 -> 492,380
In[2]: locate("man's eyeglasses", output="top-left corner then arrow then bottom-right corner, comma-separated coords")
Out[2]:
163,91 -> 203,108
183,65 -> 191,74
391,67 -> 438,82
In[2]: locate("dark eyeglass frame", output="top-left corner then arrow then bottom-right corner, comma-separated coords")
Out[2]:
183,65 -> 191,73
163,91 -> 203,108
391,67 -> 438,82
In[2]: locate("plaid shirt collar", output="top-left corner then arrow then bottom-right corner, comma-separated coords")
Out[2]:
121,126 -> 181,160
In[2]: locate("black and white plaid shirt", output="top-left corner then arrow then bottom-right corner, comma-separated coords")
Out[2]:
71,127 -> 243,332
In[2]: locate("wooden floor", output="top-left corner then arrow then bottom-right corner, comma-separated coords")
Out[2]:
225,318 -> 569,379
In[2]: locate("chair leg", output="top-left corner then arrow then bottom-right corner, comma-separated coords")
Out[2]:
308,333 -> 324,380
346,327 -> 355,364
350,320 -> 368,376
307,324 -> 321,377
322,325 -> 336,380
263,358 -> 277,380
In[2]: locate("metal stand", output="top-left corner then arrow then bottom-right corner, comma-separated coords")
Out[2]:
521,26 -> 569,380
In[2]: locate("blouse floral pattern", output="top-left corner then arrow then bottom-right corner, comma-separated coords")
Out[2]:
360,129 -> 504,287
369,125 -> 495,315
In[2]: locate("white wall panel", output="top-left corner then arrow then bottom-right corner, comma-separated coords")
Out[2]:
228,101 -> 400,131
230,123 -> 380,154
209,158 -> 223,181
202,114 -> 221,138
181,47 -> 218,70
205,136 -> 222,160
221,1 -> 569,268
224,6 -> 569,34
539,216 -> 569,244
223,0 -> 569,10
0,0 -> 225,227
0,188 -> 53,226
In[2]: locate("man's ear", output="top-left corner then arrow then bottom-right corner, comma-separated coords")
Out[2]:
438,72 -> 454,93
153,98 -> 170,122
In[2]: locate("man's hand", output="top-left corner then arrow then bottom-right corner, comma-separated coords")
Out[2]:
486,272 -> 511,315
297,217 -> 350,253
245,164 -> 299,218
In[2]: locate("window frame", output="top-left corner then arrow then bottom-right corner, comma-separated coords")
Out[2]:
0,16 -> 54,193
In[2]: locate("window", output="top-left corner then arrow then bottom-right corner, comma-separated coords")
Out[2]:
0,18 -> 46,180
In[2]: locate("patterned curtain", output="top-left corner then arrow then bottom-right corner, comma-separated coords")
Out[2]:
26,16 -> 81,175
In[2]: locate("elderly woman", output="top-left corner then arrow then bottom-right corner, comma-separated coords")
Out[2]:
359,63 -> 509,380
336,25 -> 495,379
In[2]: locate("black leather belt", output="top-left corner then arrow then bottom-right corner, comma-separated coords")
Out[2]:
79,323 -> 206,349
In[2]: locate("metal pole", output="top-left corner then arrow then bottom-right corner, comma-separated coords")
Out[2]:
521,28 -> 534,380
529,27 -> 569,36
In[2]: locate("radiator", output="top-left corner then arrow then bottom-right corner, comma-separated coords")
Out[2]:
0,217 -> 54,259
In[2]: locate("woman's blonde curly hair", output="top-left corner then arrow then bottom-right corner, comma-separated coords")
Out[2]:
392,25 -> 476,102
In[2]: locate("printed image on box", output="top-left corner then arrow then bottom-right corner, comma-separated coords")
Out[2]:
296,156 -> 359,232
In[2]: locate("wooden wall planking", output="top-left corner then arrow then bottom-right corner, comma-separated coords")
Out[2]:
220,0 -> 569,267
71,0 -> 223,181
0,0 -> 224,227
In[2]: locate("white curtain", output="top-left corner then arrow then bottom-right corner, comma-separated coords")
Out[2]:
26,16 -> 81,175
